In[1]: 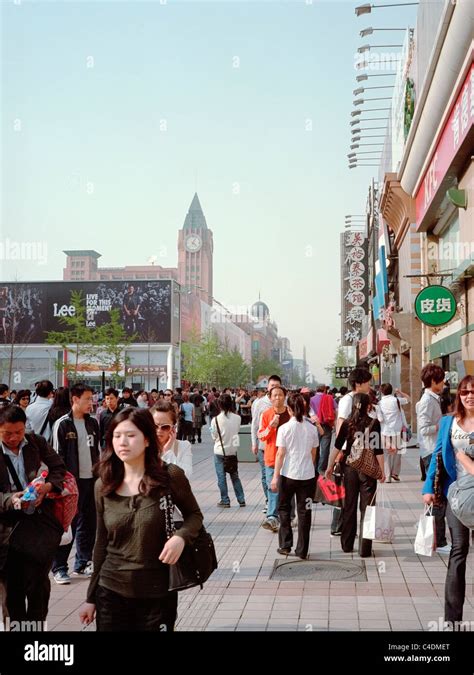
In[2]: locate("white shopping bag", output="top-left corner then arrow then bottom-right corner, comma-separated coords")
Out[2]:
60,525 -> 73,546
414,505 -> 436,557
362,486 -> 395,542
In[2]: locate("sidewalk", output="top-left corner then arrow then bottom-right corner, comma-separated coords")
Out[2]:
48,429 -> 473,632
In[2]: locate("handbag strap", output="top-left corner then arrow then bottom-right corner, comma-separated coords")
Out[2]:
164,493 -> 176,540
2,451 -> 24,491
215,417 -> 227,457
424,504 -> 434,517
39,413 -> 50,437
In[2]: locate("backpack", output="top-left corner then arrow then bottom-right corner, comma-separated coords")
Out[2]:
447,474 -> 474,529
46,471 -> 79,532
319,394 -> 335,427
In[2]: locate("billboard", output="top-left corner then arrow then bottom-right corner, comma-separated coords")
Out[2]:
0,280 -> 175,345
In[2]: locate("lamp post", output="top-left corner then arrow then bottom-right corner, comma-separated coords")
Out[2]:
356,73 -> 395,81
355,3 -> 418,17
358,44 -> 402,53
353,85 -> 394,95
360,27 -> 408,37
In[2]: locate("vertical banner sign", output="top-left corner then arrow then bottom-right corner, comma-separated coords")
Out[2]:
342,232 -> 369,346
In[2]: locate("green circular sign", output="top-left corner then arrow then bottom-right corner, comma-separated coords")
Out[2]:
414,285 -> 457,326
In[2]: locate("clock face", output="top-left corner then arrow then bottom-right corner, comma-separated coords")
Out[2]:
185,234 -> 202,252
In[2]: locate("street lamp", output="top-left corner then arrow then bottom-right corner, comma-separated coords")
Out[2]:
353,85 -> 394,95
351,108 -> 390,116
360,27 -> 408,37
352,126 -> 387,132
358,44 -> 402,53
356,73 -> 395,82
353,97 -> 392,105
355,3 -> 418,17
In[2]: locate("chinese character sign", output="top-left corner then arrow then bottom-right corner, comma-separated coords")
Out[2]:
341,233 -> 369,345
414,285 -> 457,327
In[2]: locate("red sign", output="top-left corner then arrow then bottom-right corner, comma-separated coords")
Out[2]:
416,62 -> 474,226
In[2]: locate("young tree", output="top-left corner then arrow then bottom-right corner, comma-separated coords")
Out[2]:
326,344 -> 353,388
45,290 -> 100,382
218,348 -> 250,388
251,354 -> 282,383
95,309 -> 136,386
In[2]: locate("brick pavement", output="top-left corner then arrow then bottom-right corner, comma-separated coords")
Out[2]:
48,428 -> 473,632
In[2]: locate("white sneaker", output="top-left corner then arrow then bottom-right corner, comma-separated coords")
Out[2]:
436,544 -> 452,555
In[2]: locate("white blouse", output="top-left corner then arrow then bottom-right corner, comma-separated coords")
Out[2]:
161,440 -> 193,479
451,418 -> 474,479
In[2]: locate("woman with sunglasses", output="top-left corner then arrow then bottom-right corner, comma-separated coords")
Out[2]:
423,375 -> 474,624
151,401 -> 192,479
13,389 -> 31,410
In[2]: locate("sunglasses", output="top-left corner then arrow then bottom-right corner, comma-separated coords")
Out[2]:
459,390 -> 474,397
155,424 -> 173,432
164,394 -> 172,397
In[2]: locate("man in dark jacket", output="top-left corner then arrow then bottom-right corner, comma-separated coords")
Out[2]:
51,383 -> 99,584
99,387 -> 122,448
0,404 -> 66,624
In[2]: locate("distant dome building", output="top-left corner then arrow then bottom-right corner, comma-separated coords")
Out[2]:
251,301 -> 270,322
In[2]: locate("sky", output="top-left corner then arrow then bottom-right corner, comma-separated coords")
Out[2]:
1,0 -> 417,382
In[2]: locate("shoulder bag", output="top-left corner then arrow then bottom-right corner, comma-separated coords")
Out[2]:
215,416 -> 238,474
346,422 -> 383,480
164,494 -> 217,592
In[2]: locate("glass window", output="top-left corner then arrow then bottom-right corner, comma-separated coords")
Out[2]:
438,216 -> 460,272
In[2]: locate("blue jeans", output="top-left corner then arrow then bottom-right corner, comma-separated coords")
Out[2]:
265,466 -> 279,520
258,448 -> 268,501
52,477 -> 96,574
317,424 -> 333,475
214,455 -> 245,504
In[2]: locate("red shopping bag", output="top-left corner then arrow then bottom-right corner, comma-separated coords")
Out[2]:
314,473 -> 345,508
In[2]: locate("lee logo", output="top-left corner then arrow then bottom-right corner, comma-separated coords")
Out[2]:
53,303 -> 76,317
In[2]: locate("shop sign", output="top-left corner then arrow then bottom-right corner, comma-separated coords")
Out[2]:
416,63 -> 474,226
414,285 -> 457,327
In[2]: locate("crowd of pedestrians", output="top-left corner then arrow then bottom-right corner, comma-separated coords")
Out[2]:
0,367 -> 471,630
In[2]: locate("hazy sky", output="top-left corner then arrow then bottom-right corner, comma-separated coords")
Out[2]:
1,0 -> 417,382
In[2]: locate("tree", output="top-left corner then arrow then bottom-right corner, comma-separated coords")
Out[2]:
218,348 -> 250,388
251,354 -> 282,383
325,345 -> 353,388
45,290 -> 101,382
95,309 -> 136,385
181,330 -> 222,386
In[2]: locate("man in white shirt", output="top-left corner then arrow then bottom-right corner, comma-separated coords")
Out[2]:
251,375 -> 282,512
25,380 -> 54,442
377,383 -> 410,482
331,367 -> 372,536
416,363 -> 449,553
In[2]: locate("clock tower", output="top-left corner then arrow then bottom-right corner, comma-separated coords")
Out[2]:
177,193 -> 214,305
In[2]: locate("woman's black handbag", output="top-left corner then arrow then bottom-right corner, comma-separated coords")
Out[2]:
8,507 -> 63,565
215,417 -> 238,474
164,496 -> 217,592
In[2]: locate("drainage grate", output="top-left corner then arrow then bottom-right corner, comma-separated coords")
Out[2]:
270,558 -> 367,582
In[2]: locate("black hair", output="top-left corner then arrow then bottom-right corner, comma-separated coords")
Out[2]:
105,387 -> 119,398
0,404 -> 27,426
35,380 -> 54,398
70,383 -> 94,399
347,393 -> 372,436
13,390 -> 31,405
48,387 -> 72,424
380,383 -> 393,396
339,386 -> 348,396
218,394 -> 233,416
99,407 -> 169,497
348,368 -> 372,390
268,374 -> 282,384
151,401 -> 177,425
420,364 -> 445,389
287,392 -> 306,422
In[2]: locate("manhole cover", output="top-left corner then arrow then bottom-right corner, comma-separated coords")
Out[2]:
270,559 -> 367,582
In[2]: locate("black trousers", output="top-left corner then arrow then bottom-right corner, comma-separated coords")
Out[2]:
422,454 -> 447,548
6,548 -> 50,624
445,503 -> 471,622
96,585 -> 178,632
278,476 -> 316,558
341,464 -> 377,557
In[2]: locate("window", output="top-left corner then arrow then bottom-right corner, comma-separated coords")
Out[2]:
438,216 -> 461,272
81,260 -> 85,267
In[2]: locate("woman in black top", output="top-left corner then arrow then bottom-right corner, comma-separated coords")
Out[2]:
326,393 -> 385,558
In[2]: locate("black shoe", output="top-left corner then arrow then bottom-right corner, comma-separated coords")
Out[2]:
239,502 -> 246,507
277,548 -> 291,555
217,501 -> 230,508
330,531 -> 342,537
